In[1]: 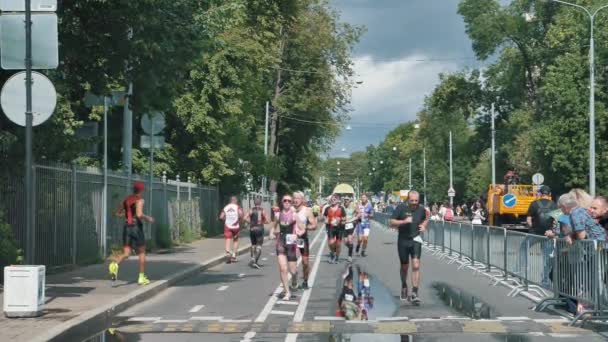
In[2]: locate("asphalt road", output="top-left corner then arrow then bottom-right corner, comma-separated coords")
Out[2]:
86,222 -> 607,342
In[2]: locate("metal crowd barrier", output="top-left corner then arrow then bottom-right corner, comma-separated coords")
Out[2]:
373,218 -> 608,326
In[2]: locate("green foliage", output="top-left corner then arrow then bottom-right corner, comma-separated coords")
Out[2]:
155,224 -> 173,249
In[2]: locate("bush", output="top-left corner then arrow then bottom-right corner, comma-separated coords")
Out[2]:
155,224 -> 172,249
0,214 -> 19,284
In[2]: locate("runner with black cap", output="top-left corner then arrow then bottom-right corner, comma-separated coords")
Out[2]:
109,181 -> 155,285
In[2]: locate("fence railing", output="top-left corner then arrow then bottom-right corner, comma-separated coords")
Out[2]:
374,217 -> 608,326
0,162 -> 222,268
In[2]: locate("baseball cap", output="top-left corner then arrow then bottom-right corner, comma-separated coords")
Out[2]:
133,182 -> 145,192
539,185 -> 551,195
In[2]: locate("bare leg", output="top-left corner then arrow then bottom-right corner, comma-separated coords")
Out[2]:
115,246 -> 131,264
411,258 -> 421,289
232,237 -> 239,256
301,256 -> 310,281
137,246 -> 146,273
225,238 -> 231,254
278,255 -> 290,296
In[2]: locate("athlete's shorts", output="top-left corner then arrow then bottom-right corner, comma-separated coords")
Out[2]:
343,227 -> 355,237
298,234 -> 310,258
224,227 -> 240,239
356,223 -> 370,237
123,225 -> 145,249
397,239 -> 422,264
250,226 -> 264,246
276,234 -> 298,262
327,226 -> 344,241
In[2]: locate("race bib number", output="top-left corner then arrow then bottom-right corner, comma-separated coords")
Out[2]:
297,238 -> 305,248
345,223 -> 354,230
344,294 -> 354,302
363,279 -> 370,287
285,234 -> 297,245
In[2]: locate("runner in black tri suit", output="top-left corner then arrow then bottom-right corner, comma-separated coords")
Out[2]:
109,182 -> 155,285
245,197 -> 268,269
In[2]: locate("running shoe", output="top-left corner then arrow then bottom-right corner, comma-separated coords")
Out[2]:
252,262 -> 261,269
138,274 -> 151,286
347,256 -> 352,263
410,292 -> 421,305
282,292 -> 291,301
400,288 -> 408,301
301,281 -> 309,290
108,261 -> 119,281
361,250 -> 367,257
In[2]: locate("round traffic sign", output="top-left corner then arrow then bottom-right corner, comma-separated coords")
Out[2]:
503,193 -> 517,208
532,173 -> 544,185
1,71 -> 57,127
141,111 -> 165,135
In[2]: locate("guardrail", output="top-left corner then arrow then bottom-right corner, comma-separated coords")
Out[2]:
374,217 -> 608,326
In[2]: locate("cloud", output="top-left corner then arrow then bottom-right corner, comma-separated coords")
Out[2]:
329,54 -> 462,157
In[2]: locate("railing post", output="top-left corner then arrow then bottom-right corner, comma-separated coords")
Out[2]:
449,222 -> 453,256
31,165 -> 37,264
441,220 -> 445,253
162,171 -> 167,226
524,237 -> 530,291
503,228 -> 508,280
486,226 -> 491,272
459,222 -> 463,261
552,239 -> 559,298
470,223 -> 475,267
187,176 -> 192,201
71,162 -> 77,265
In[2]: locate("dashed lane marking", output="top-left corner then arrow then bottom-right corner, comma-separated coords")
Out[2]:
217,285 -> 229,291
497,316 -> 531,321
190,316 -> 223,321
128,317 -> 161,322
188,305 -> 205,313
220,319 -> 252,323
314,316 -> 345,321
238,273 -> 246,278
154,319 -> 188,323
276,300 -> 299,305
377,317 -> 409,321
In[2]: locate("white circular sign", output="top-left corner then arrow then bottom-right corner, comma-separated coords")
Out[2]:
532,173 -> 544,185
141,111 -> 165,135
1,71 -> 57,127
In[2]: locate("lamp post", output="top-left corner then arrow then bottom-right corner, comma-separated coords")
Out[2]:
548,0 -> 608,196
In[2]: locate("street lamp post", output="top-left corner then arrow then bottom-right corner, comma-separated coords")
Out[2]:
423,148 -> 427,207
550,0 -> 608,196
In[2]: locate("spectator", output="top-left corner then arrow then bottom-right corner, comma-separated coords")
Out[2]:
569,188 -> 593,210
526,186 -> 558,236
590,196 -> 608,237
471,201 -> 485,225
456,205 -> 463,217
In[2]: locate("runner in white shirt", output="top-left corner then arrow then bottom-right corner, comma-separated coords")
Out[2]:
219,196 -> 243,263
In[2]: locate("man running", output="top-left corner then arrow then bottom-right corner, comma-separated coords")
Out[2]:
269,194 -> 304,300
244,196 -> 268,269
389,190 -> 427,304
220,196 -> 243,263
109,182 -> 155,286
324,194 -> 346,264
293,191 -> 317,289
342,196 -> 358,263
356,194 -> 374,257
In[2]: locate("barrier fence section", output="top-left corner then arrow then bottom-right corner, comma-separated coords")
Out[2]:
0,162 -> 222,268
373,218 -> 608,326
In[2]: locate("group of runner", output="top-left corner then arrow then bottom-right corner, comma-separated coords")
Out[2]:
107,183 -> 426,306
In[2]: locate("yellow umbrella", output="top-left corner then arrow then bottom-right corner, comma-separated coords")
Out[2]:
332,183 -> 355,195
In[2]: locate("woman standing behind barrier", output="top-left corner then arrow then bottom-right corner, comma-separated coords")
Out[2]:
471,202 -> 485,225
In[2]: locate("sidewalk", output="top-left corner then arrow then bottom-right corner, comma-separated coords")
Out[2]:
0,232 -> 254,342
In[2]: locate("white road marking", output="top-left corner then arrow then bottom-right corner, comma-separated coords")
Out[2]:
262,257 -> 268,261
190,316 -> 223,321
254,228 -> 324,323
242,331 -> 257,342
548,333 -> 579,338
220,319 -> 252,323
377,317 -> 409,321
128,317 -> 161,322
314,316 -> 345,321
293,233 -> 328,322
238,273 -> 246,278
276,300 -> 299,305
154,319 -> 188,323
270,310 -> 295,316
188,305 -> 205,313
532,318 -> 569,323
439,316 -> 472,320
217,285 -> 229,291
285,334 -> 298,342
410,318 -> 442,322
497,316 -> 530,321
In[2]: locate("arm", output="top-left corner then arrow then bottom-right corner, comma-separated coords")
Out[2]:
307,208 -> 317,230
238,208 -> 244,223
136,199 -> 154,223
244,209 -> 251,223
114,205 -> 125,218
219,208 -> 225,221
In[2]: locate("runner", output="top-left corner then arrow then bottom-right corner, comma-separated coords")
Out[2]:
323,194 -> 346,264
108,182 -> 155,286
244,196 -> 268,269
389,190 -> 428,304
356,194 -> 374,257
269,194 -> 304,300
219,196 -> 243,263
343,196 -> 358,263
293,191 -> 317,289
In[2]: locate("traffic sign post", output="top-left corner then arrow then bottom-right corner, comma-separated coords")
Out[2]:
447,187 -> 455,198
141,112 -> 166,223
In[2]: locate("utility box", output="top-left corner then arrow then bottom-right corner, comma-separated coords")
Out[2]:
3,265 -> 45,317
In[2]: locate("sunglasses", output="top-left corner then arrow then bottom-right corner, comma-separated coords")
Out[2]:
283,199 -> 292,203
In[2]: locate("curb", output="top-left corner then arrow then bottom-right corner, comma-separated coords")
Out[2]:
36,244 -> 252,342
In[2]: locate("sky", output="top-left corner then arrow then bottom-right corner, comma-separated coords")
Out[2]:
328,0 -> 479,157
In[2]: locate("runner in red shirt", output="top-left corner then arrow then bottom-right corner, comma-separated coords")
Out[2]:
323,194 -> 346,264
220,196 -> 244,263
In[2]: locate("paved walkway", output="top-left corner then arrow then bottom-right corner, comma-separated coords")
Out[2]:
0,230 -> 256,342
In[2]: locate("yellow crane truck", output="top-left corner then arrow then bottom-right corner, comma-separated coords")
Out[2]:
486,184 -> 547,230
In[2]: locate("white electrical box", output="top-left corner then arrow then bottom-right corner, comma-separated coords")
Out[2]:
3,265 -> 45,317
